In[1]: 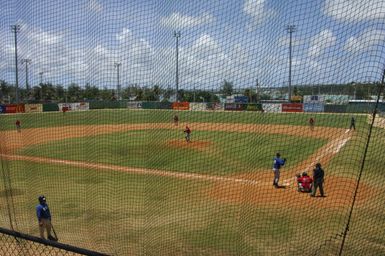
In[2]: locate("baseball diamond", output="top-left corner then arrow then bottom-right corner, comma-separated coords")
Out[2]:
0,109 -> 384,255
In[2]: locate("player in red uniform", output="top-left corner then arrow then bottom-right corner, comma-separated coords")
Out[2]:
297,172 -> 313,192
309,117 -> 315,131
15,120 -> 21,132
184,126 -> 191,142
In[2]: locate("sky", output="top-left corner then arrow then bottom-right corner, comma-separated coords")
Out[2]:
1,0 -> 385,90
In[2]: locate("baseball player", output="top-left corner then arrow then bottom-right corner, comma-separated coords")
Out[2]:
296,172 -> 313,192
272,153 -> 286,188
309,117 -> 315,131
36,195 -> 57,241
184,125 -> 191,142
349,116 -> 356,130
15,120 -> 21,132
311,163 -> 325,197
173,114 -> 179,126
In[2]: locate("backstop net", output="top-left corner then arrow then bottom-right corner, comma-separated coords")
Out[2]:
1,1 -> 385,255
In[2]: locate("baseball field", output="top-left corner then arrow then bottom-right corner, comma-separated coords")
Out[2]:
0,109 -> 384,255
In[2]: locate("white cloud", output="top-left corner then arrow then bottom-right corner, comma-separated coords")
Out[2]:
160,12 -> 215,29
308,29 -> 336,57
243,0 -> 275,29
116,28 -> 133,42
344,29 -> 385,53
88,0 -> 103,13
324,0 -> 385,22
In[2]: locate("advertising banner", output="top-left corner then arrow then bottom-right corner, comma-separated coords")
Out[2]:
304,103 -> 324,112
58,102 -> 89,112
25,104 -> 43,113
246,104 -> 263,111
5,104 -> 25,113
207,102 -> 224,111
0,105 -> 6,114
262,103 -> 282,113
234,96 -> 248,103
282,103 -> 303,112
172,102 -> 189,110
190,103 -> 207,111
127,101 -> 143,109
303,95 -> 325,103
43,103 -> 59,112
224,103 -> 246,111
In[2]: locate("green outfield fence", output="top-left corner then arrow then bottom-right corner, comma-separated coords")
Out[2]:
1,1 -> 385,255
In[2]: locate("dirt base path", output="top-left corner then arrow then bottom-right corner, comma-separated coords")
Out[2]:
0,123 -> 370,209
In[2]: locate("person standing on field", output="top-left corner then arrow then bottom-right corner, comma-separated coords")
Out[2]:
184,125 -> 191,142
350,116 -> 356,130
309,117 -> 315,131
173,114 -> 179,126
15,120 -> 21,132
272,153 -> 286,188
36,195 -> 57,241
311,163 -> 325,197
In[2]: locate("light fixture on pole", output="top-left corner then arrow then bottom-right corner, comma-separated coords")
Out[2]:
114,62 -> 121,100
286,25 -> 296,103
174,31 -> 181,102
21,59 -> 32,92
11,24 -> 21,104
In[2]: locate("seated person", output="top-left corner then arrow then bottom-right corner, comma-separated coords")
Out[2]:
297,172 -> 313,192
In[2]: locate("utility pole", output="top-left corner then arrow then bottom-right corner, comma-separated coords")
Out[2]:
39,72 -> 44,100
11,25 -> 21,104
114,62 -> 121,100
255,79 -> 259,103
174,31 -> 181,102
39,72 -> 44,84
286,25 -> 296,102
21,59 -> 32,93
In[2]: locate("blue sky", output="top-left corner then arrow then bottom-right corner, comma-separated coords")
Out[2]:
1,0 -> 385,90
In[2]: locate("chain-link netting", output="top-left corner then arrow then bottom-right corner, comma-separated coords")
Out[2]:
0,227 -> 106,256
1,0 -> 385,255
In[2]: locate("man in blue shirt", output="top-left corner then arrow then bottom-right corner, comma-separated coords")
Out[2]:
36,195 -> 56,241
272,153 -> 286,188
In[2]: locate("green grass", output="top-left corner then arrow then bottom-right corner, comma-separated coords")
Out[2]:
18,130 -> 327,175
0,109 -> 368,130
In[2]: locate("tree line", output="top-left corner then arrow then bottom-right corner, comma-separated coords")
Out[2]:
0,79 -> 380,104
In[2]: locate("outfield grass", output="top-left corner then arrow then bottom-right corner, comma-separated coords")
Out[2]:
0,109 -> 368,130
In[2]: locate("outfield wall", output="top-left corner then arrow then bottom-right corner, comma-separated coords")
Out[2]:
1,101 -> 383,114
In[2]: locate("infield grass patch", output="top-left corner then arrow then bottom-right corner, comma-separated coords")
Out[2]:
18,129 -> 327,175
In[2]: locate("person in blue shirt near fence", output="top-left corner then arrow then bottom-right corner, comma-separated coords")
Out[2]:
36,195 -> 56,241
272,152 -> 286,188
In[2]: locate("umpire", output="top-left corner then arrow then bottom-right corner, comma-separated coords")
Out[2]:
311,163 -> 325,197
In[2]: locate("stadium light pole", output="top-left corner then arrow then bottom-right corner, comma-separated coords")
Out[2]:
21,59 -> 32,93
39,72 -> 44,84
174,31 -> 181,102
11,25 -> 21,104
114,62 -> 121,100
286,25 -> 296,102
39,72 -> 44,101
